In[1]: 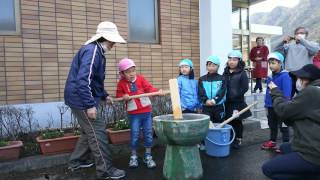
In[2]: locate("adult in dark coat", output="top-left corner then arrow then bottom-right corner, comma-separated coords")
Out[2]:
65,21 -> 126,179
262,64 -> 320,180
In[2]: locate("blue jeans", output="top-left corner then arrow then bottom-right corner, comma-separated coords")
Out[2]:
128,112 -> 153,150
262,143 -> 320,180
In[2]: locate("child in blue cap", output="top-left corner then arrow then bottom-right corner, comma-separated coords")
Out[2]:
198,55 -> 227,150
198,55 -> 226,123
223,50 -> 252,149
178,58 -> 201,113
261,52 -> 292,151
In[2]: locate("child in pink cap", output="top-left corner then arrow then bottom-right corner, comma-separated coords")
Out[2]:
116,58 -> 163,169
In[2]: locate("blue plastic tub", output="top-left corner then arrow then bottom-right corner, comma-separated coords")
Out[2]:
205,123 -> 235,157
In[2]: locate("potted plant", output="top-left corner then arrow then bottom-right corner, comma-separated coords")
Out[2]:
0,140 -> 23,162
0,106 -> 24,161
36,104 -> 80,155
107,119 -> 131,144
36,129 -> 80,155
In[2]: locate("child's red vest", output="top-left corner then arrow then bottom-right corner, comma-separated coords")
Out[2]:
116,74 -> 158,114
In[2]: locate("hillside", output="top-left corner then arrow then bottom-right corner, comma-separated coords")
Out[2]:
250,0 -> 320,48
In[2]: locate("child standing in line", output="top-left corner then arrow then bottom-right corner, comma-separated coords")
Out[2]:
262,52 -> 292,151
223,50 -> 252,149
116,58 -> 162,169
198,55 -> 226,123
177,58 -> 201,113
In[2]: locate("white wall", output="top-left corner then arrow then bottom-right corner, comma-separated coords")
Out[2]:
7,102 -> 72,129
199,0 -> 233,75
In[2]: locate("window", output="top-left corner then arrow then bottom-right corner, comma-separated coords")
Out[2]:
0,0 -> 20,35
232,6 -> 250,64
233,35 -> 241,50
241,8 -> 248,30
232,35 -> 250,64
232,7 -> 248,30
232,7 -> 240,30
242,35 -> 249,62
128,0 -> 159,43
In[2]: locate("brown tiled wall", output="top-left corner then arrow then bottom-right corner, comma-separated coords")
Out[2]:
0,0 -> 199,105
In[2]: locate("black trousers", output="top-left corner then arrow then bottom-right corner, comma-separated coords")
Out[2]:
267,107 -> 289,142
203,104 -> 225,123
262,143 -> 320,180
254,78 -> 263,91
291,75 -> 297,97
229,120 -> 243,139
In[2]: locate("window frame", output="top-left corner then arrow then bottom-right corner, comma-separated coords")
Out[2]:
127,0 -> 159,44
0,0 -> 21,35
232,6 -> 250,63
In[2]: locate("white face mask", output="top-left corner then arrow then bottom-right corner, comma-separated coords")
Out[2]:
100,42 -> 108,51
296,78 -> 304,91
297,34 -> 306,40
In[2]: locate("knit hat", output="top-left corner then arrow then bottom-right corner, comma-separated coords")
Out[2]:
228,50 -> 242,60
206,55 -> 221,65
267,52 -> 284,63
290,64 -> 320,81
179,59 -> 193,68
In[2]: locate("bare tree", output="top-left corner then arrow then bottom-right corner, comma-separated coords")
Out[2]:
57,104 -> 69,131
45,113 -> 55,130
24,106 -> 39,132
70,110 -> 79,133
0,106 -> 28,140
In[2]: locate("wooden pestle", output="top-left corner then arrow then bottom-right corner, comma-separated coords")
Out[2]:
169,79 -> 183,120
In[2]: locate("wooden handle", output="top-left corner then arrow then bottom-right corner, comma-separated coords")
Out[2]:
216,101 -> 258,128
113,90 -> 170,102
169,79 -> 183,120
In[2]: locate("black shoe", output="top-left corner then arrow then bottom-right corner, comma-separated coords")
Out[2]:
259,89 -> 263,93
98,167 -> 126,179
68,161 -> 94,171
232,138 -> 242,149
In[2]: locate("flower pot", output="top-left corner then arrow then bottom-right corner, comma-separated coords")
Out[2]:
0,141 -> 23,162
36,133 -> 79,155
107,128 -> 131,144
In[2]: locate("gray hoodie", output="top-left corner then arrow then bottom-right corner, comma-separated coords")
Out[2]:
274,39 -> 320,71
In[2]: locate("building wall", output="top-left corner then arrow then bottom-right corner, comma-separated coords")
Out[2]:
0,0 -> 200,105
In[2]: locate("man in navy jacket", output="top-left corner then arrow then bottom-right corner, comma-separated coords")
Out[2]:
65,21 -> 126,179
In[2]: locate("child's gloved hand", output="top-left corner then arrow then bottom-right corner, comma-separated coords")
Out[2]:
123,94 -> 130,101
211,99 -> 216,105
205,99 -> 214,106
158,89 -> 165,96
232,110 -> 240,118
268,81 -> 278,90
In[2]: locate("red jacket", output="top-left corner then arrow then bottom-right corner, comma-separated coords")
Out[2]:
249,46 -> 269,78
116,74 -> 158,115
313,52 -> 320,68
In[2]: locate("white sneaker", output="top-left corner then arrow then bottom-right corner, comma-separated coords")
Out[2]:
129,155 -> 138,168
198,143 -> 206,151
143,155 -> 156,169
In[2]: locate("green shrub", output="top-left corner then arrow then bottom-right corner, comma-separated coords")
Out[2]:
112,119 -> 130,131
0,140 -> 9,147
41,130 -> 64,140
73,129 -> 81,136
